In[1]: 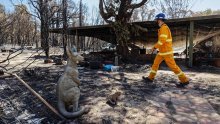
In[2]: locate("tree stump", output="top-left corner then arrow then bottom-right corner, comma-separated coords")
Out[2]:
44,59 -> 53,64
0,69 -> 4,75
54,57 -> 63,65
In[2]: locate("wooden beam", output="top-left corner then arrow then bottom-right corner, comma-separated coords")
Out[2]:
185,26 -> 189,65
189,21 -> 194,67
76,29 -> 80,52
11,73 -> 66,120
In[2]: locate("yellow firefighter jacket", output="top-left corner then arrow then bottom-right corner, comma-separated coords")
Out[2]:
154,24 -> 173,56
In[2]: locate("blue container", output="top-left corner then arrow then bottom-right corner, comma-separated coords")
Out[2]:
103,64 -> 113,71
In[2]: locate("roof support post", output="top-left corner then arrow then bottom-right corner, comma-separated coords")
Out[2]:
189,21 -> 194,67
185,26 -> 189,65
76,29 -> 80,52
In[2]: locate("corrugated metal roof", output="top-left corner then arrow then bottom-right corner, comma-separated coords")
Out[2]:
50,15 -> 220,44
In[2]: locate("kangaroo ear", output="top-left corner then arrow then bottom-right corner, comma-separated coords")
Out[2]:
66,46 -> 72,57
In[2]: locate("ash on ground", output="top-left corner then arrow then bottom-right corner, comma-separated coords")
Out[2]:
0,50 -> 220,123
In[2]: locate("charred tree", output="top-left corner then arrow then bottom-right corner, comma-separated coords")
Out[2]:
62,0 -> 68,58
29,0 -> 59,58
39,0 -> 50,58
99,0 -> 148,57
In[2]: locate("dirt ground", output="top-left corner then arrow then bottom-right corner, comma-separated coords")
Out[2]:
0,49 -> 220,124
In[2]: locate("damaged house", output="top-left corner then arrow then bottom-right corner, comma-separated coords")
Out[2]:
50,15 -> 220,67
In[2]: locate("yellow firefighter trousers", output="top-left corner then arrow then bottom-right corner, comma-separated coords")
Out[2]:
148,54 -> 189,83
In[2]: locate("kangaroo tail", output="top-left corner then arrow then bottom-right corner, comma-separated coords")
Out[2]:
58,99 -> 87,118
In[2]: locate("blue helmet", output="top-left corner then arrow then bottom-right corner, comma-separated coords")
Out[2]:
155,13 -> 166,20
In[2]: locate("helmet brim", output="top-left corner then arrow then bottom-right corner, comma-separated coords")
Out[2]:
154,18 -> 166,21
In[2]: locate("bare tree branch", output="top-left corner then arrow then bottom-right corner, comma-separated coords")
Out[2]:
0,66 -> 7,71
21,50 -> 45,70
99,0 -> 113,23
0,49 -> 23,64
129,0 -> 148,9
10,0 -> 40,19
7,49 -> 39,71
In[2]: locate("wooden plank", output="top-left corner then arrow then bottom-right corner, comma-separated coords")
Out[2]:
193,30 -> 220,46
189,21 -> 194,67
12,73 -> 66,120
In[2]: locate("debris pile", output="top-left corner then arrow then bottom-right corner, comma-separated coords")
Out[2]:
22,67 -> 61,82
50,55 -> 64,65
123,64 -> 150,72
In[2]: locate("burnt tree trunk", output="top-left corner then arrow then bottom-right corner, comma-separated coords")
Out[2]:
62,0 -> 68,58
34,19 -> 38,49
41,20 -> 49,58
112,22 -> 130,57
99,0 -> 148,58
39,0 -> 50,58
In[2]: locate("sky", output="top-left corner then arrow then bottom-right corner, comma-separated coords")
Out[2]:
0,0 -> 220,13
81,0 -> 220,11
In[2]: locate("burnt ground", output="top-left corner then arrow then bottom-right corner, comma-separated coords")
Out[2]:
0,50 -> 220,123
1,66 -> 220,124
0,67 -> 63,124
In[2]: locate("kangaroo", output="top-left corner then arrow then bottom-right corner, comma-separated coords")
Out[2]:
57,46 -> 89,118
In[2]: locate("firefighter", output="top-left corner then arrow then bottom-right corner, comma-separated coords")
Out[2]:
142,13 -> 189,88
